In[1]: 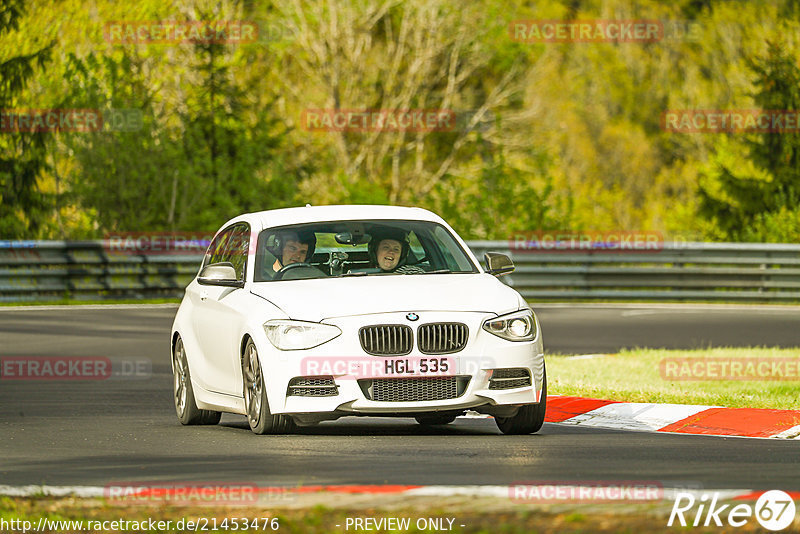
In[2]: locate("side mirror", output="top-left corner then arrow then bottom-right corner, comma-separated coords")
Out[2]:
484,252 -> 514,276
198,262 -> 244,288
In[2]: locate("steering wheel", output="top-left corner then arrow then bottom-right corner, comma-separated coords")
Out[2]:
272,262 -> 314,281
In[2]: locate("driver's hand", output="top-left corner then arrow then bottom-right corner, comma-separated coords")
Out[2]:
279,261 -> 302,270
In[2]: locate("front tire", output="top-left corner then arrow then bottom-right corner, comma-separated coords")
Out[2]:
242,339 -> 294,434
495,366 -> 547,435
173,336 -> 221,426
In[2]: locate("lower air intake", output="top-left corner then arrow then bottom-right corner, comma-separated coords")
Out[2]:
358,376 -> 470,402
488,368 -> 532,390
287,376 -> 339,397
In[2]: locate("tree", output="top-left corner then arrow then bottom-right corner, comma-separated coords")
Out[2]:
174,6 -> 291,229
429,147 -> 572,239
0,0 -> 54,237
275,0 -> 529,206
698,42 -> 800,241
62,2 -> 293,233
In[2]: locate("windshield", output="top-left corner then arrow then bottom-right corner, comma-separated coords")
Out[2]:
253,219 -> 478,282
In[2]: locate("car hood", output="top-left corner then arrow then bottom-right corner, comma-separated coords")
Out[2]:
249,273 -> 523,322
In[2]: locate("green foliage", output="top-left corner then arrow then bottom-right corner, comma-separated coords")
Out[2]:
428,145 -> 571,239
744,207 -> 800,242
62,52 -> 166,233
699,42 -> 800,241
0,0 -> 54,238
61,17 -> 295,233
2,0 -> 800,242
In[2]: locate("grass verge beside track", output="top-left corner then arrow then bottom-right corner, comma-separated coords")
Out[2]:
549,347 -> 800,409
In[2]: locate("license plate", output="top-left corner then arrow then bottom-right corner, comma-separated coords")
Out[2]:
380,356 -> 455,377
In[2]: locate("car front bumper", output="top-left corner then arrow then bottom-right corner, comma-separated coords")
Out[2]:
259,310 -> 545,419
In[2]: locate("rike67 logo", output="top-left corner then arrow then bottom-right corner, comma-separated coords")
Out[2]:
668,490 -> 796,531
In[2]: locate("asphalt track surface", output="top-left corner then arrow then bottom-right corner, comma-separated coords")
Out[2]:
1,304 -> 798,491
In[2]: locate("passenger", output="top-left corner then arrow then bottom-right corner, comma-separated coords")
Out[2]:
368,228 -> 425,274
263,230 -> 316,279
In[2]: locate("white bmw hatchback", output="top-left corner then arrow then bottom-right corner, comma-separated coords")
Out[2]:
170,205 -> 546,435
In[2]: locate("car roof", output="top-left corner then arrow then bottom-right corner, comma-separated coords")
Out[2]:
224,205 -> 446,231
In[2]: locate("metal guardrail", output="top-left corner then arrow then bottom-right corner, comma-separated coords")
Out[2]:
0,241 -> 201,302
1,240 -> 800,302
469,241 -> 800,302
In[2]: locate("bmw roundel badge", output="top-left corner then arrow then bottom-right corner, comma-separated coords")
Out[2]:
406,312 -> 419,321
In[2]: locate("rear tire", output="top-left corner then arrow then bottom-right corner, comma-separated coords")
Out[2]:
242,339 -> 294,434
172,336 -> 221,426
495,366 -> 547,435
415,414 -> 458,426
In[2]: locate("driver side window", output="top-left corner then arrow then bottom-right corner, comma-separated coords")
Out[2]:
203,228 -> 233,268
202,224 -> 249,281
224,225 -> 249,281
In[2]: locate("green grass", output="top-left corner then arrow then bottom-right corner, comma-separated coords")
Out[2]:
548,347 -> 800,409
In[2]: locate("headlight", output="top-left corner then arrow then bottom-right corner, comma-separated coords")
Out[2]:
482,309 -> 537,341
263,320 -> 341,350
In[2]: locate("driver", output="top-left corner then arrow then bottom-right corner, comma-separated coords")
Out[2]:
368,228 -> 425,274
263,230 -> 316,279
